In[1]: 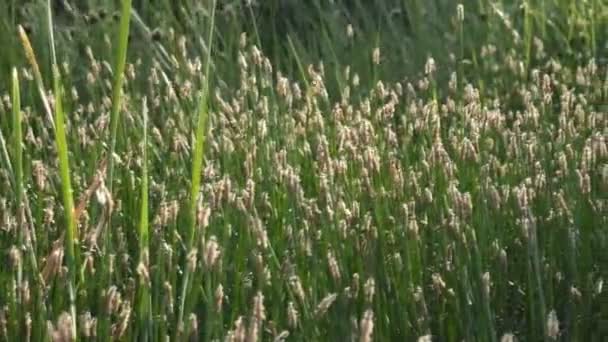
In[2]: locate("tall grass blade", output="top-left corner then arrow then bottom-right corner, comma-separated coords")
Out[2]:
137,97 -> 152,340
176,0 -> 217,336
11,68 -> 23,295
99,2 -> 132,338
51,63 -> 78,340
47,2 -> 78,337
107,0 -> 133,194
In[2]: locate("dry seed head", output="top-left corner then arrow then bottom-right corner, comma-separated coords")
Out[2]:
570,286 -> 582,301
41,240 -> 64,285
252,291 -> 266,322
595,278 -> 603,296
327,249 -> 342,283
20,281 -> 31,307
289,276 -> 306,304
500,333 -> 517,342
25,312 -> 31,341
50,312 -> 73,342
187,249 -> 198,272
203,235 -> 221,270
431,273 -> 446,294
346,24 -> 354,39
546,309 -> 559,339
105,286 -> 122,315
32,160 -> 48,191
136,260 -> 150,287
287,302 -> 299,328
457,4 -> 464,22
576,169 -> 591,195
315,293 -> 338,318
163,281 -> 174,316
111,302 -> 132,340
247,318 -> 260,342
418,335 -> 433,342
372,47 -> 381,65
274,330 -> 289,341
8,246 -> 21,270
359,309 -> 374,342
184,314 -> 198,341
482,272 -> 491,298
499,248 -> 508,271
364,277 -> 375,303
215,284 -> 224,312
79,312 -> 97,338
425,57 -> 436,76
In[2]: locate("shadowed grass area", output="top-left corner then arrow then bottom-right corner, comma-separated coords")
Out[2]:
0,0 -> 606,341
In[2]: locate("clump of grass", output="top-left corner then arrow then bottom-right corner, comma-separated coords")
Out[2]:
17,22 -> 79,340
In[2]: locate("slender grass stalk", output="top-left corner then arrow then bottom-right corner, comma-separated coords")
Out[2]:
51,63 -> 78,340
47,2 -> 78,336
287,35 -> 310,90
176,0 -> 217,336
457,3 -> 464,88
46,0 -> 57,66
137,97 -> 152,340
523,0 -> 533,72
11,68 -> 23,298
100,1 -> 131,336
8,66 -> 24,341
107,0 -> 132,195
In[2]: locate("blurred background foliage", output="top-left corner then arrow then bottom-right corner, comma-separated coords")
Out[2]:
1,0 -> 606,95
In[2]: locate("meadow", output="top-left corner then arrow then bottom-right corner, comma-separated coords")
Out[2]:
0,0 -> 606,341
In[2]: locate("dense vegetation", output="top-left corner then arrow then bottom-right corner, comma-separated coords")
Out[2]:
0,0 -> 606,341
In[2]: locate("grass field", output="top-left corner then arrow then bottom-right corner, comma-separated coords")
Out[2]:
0,0 -> 606,341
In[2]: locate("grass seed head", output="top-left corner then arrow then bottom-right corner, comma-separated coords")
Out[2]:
546,309 -> 559,339
359,309 -> 374,342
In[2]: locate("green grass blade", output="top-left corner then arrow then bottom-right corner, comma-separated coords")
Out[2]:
11,67 -> 23,301
107,0 -> 133,193
176,0 -> 217,336
46,0 -> 57,67
100,1 -> 132,336
137,97 -> 152,340
46,2 -> 78,336
51,63 -> 78,340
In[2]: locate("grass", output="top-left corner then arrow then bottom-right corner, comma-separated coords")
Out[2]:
0,0 -> 606,341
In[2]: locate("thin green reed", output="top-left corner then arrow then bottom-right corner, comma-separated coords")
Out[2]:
176,0 -> 217,336
523,0 -> 533,72
11,68 -> 23,302
46,0 -> 57,66
51,62 -> 78,340
100,1 -> 131,337
47,2 -> 80,337
107,0 -> 133,194
137,97 -> 152,340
